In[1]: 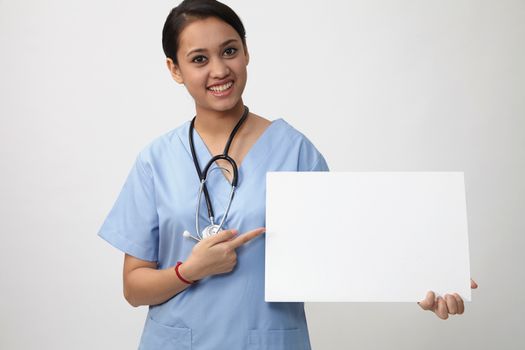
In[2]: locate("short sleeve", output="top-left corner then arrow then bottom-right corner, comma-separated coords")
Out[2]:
297,137 -> 330,172
98,152 -> 159,262
309,154 -> 329,172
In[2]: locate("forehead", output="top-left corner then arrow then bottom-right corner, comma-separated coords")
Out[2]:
178,17 -> 241,53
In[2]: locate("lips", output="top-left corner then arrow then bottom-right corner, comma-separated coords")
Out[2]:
207,80 -> 234,96
207,81 -> 233,92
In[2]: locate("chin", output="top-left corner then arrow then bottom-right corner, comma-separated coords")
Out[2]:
205,99 -> 243,113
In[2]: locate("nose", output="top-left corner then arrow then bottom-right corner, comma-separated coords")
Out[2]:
209,57 -> 230,79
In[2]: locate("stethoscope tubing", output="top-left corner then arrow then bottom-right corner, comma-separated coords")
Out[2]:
188,106 -> 249,240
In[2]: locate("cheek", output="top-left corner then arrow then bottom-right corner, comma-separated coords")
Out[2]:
232,60 -> 248,80
184,71 -> 207,94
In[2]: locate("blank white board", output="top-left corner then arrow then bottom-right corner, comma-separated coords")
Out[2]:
265,172 -> 471,302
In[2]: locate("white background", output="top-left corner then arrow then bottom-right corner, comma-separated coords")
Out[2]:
0,0 -> 523,349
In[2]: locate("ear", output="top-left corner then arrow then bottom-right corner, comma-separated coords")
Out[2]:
243,44 -> 250,66
166,57 -> 184,84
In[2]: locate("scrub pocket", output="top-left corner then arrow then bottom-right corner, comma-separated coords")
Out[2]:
247,329 -> 306,350
138,316 -> 192,350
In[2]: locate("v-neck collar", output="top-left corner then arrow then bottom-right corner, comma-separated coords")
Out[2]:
187,118 -> 283,187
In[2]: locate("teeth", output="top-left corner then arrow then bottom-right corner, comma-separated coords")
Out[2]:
209,81 -> 233,92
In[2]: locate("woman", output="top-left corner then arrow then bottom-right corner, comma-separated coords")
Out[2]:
98,1 -> 477,349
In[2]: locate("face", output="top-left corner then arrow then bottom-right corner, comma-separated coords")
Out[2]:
167,17 -> 249,113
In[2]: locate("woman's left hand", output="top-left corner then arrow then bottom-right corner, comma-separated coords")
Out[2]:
417,279 -> 478,319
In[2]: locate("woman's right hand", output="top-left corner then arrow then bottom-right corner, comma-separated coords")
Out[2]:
179,227 -> 265,281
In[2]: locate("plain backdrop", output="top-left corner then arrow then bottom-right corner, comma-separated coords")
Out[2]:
1,0 -> 524,349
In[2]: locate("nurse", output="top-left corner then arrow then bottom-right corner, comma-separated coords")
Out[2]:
98,0 -> 477,349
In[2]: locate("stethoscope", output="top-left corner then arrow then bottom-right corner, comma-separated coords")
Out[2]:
182,106 -> 249,242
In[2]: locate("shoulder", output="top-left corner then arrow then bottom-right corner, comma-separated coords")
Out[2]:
268,118 -> 330,172
272,118 -> 318,148
135,121 -> 190,175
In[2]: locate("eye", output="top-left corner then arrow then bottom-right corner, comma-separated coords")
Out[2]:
224,47 -> 238,56
192,55 -> 207,64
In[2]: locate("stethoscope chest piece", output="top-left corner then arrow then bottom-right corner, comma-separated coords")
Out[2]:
202,224 -> 221,238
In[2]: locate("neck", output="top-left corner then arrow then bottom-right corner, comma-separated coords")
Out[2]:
194,100 -> 246,137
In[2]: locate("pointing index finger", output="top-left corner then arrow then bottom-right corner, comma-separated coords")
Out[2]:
228,227 -> 265,249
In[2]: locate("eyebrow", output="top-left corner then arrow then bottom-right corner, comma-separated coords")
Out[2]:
186,38 -> 240,57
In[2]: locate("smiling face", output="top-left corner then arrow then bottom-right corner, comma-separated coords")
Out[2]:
167,16 -> 249,114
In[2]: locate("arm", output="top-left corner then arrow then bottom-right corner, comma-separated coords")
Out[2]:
123,254 -> 192,307
123,227 -> 265,307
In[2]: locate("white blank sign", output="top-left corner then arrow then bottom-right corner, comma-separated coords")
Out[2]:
265,172 -> 471,302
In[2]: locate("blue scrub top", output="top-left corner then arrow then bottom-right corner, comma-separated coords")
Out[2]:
98,118 -> 329,350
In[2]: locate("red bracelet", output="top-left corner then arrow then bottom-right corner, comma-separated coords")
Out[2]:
175,261 -> 194,285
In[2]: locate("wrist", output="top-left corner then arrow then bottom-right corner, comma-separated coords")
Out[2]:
178,261 -> 198,283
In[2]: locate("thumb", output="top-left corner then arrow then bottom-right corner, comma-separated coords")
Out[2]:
204,229 -> 238,246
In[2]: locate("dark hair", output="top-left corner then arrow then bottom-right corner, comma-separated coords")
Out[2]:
162,0 -> 247,64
